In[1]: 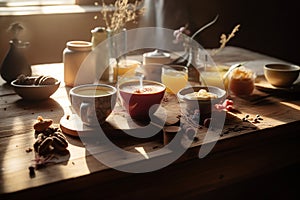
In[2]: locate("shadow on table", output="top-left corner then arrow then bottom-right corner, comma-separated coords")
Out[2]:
14,98 -> 64,117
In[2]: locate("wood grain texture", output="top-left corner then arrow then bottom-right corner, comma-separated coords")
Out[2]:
1,46 -> 299,199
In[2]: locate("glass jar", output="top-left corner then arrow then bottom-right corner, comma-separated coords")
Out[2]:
200,67 -> 227,90
107,28 -> 127,84
169,41 -> 201,83
91,27 -> 110,82
63,41 -> 92,87
228,66 -> 256,96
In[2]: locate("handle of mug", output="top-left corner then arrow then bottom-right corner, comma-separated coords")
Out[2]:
80,102 -> 90,124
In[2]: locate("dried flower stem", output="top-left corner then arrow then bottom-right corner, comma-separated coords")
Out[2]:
101,0 -> 144,33
212,24 -> 240,55
7,22 -> 24,40
191,15 -> 219,40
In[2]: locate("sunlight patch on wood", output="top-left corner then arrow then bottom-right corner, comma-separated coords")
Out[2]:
134,147 -> 149,159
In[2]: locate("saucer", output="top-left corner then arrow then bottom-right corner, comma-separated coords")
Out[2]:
255,75 -> 300,93
60,114 -> 94,137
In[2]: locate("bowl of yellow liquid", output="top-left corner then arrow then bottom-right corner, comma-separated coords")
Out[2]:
113,59 -> 141,81
200,65 -> 229,90
161,65 -> 188,94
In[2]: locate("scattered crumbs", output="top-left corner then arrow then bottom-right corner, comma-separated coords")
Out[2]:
72,161 -> 75,165
15,145 -> 18,147
25,147 -> 33,153
242,114 -> 263,123
31,112 -> 34,115
252,119 -> 260,124
66,115 -> 70,120
4,108 -> 6,111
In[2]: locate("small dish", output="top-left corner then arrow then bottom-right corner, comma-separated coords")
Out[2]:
264,63 -> 300,87
11,77 -> 60,100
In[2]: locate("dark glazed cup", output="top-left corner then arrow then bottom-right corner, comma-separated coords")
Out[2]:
70,84 -> 117,126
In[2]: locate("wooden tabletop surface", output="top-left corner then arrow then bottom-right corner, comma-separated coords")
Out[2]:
1,46 -> 300,199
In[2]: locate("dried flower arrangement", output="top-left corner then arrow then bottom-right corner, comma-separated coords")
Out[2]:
7,22 -> 24,40
173,16 -> 240,55
100,0 -> 145,33
212,24 -> 240,55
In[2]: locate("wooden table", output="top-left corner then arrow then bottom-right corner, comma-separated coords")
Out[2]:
1,46 -> 300,199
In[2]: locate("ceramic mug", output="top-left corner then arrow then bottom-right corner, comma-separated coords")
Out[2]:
118,80 -> 166,121
70,84 -> 117,125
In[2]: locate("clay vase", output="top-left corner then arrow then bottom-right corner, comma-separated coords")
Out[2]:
0,39 -> 31,83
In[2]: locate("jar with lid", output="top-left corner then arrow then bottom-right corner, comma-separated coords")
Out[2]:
63,41 -> 92,87
228,66 -> 256,96
143,49 -> 171,65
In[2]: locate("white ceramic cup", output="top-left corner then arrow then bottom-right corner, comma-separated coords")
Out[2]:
70,84 -> 117,125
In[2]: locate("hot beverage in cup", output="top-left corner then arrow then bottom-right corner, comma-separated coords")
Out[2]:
118,80 -> 166,121
70,84 -> 117,125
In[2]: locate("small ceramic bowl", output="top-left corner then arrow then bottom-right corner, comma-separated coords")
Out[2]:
11,78 -> 60,101
264,63 -> 300,87
177,86 -> 226,119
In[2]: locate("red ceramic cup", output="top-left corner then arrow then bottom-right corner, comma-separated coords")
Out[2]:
118,80 -> 166,121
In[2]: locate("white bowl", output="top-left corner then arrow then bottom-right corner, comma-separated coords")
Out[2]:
11,79 -> 60,101
177,86 -> 226,118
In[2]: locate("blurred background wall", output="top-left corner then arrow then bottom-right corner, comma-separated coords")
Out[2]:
0,0 -> 299,66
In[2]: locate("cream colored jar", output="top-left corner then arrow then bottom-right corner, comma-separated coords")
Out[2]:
143,49 -> 171,65
63,41 -> 92,87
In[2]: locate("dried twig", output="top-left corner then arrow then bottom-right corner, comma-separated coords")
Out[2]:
212,24 -> 240,55
101,0 -> 144,33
